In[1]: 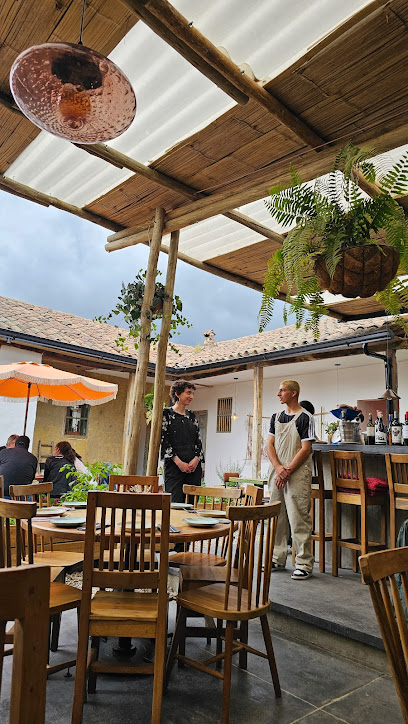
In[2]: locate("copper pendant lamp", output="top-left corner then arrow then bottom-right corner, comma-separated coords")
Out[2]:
9,1 -> 136,144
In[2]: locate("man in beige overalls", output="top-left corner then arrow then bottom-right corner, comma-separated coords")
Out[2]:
267,380 -> 315,580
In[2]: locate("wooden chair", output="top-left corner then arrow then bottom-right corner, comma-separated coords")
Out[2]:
330,450 -> 387,576
166,502 -> 282,723
9,482 -> 84,569
223,472 -> 240,486
177,485 -> 264,655
169,485 -> 242,567
291,451 -> 332,572
360,547 -> 408,723
0,498 -> 82,676
0,565 -> 50,724
386,453 -> 408,547
72,491 -> 170,724
0,475 -> 4,497
109,474 -> 159,493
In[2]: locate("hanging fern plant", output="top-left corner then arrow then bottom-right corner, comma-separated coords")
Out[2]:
96,269 -> 191,354
258,143 -> 408,338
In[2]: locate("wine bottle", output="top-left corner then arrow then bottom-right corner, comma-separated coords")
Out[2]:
387,413 -> 393,445
375,411 -> 387,444
366,412 -> 375,445
391,410 -> 402,445
403,412 -> 408,447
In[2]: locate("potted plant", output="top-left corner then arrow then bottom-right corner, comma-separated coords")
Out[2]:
324,421 -> 339,445
258,143 -> 408,337
96,269 -> 191,353
59,461 -> 122,502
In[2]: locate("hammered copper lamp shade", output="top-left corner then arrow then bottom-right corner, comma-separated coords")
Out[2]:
10,42 -> 136,143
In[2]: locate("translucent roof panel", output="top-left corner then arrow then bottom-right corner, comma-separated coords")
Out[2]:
7,0 -> 371,208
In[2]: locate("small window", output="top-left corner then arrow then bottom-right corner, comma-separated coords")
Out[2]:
217,397 -> 232,433
65,404 -> 90,437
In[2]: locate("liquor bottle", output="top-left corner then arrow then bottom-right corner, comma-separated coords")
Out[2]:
403,412 -> 408,447
375,411 -> 387,444
391,410 -> 403,445
387,413 -> 393,445
366,413 -> 375,445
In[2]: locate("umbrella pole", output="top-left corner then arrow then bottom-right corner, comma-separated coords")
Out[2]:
23,383 -> 31,435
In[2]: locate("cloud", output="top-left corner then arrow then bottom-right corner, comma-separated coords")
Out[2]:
0,192 -> 290,344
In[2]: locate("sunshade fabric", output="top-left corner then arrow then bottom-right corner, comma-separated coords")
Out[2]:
0,362 -> 117,406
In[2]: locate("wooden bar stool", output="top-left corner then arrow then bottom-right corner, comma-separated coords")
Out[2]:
291,451 -> 332,572
385,453 -> 408,547
330,450 -> 388,576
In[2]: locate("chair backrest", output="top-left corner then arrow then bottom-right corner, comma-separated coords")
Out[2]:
10,482 -> 53,508
222,502 -> 280,612
81,491 -> 170,606
224,472 -> 240,485
109,474 -> 159,493
386,453 -> 408,499
242,484 -> 263,507
183,485 -> 242,509
0,498 -> 37,567
311,450 -> 324,489
0,475 -> 4,498
329,450 -> 366,495
0,565 -> 50,724
360,547 -> 408,721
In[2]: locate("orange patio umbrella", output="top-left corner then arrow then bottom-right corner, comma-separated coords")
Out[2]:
0,361 -> 118,434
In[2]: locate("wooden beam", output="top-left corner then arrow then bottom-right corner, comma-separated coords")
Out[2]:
0,175 -> 123,233
122,0 -> 324,149
252,365 -> 263,479
122,207 -> 166,474
120,0 -> 249,105
146,230 -> 180,476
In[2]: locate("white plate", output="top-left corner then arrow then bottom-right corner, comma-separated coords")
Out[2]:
64,501 -> 88,508
194,509 -> 226,518
183,517 -> 219,527
171,502 -> 193,509
49,517 -> 86,528
36,507 -> 68,517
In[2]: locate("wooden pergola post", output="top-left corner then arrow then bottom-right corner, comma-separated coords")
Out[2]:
251,364 -> 263,479
122,207 -> 165,474
146,230 -> 180,476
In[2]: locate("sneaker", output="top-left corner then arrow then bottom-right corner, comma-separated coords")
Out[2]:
271,562 -> 285,571
291,569 -> 311,580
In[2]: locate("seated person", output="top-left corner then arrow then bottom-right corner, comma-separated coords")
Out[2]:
43,440 -> 83,498
0,435 -> 37,496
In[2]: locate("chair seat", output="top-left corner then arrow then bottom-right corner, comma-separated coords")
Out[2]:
31,550 -> 84,569
178,582 -> 269,621
49,581 -> 82,614
90,590 -> 159,622
169,551 -> 226,567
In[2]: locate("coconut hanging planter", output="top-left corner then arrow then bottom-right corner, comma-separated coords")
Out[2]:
314,243 -> 400,298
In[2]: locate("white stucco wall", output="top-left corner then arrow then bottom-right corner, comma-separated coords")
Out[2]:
0,345 -> 42,451
191,350 -> 407,486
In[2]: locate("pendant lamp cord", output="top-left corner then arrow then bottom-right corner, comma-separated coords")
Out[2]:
78,0 -> 87,45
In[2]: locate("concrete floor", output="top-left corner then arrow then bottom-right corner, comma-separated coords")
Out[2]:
0,600 -> 403,724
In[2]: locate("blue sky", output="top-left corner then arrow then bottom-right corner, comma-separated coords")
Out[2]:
0,191 -> 289,346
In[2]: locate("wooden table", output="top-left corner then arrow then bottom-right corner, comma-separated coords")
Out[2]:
29,507 -> 231,546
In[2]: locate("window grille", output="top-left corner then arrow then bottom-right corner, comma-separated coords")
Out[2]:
217,397 -> 232,433
65,404 -> 90,436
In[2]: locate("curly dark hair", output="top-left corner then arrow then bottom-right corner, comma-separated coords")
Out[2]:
56,440 -> 76,464
170,379 -> 196,403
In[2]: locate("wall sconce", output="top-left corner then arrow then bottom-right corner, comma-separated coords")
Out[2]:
231,377 -> 238,421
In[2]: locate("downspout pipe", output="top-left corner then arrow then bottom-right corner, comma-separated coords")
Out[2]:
362,339 -> 396,418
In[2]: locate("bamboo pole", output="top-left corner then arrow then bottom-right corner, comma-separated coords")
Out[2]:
146,230 -> 180,476
121,0 -> 324,149
251,365 -> 263,479
122,207 -> 166,474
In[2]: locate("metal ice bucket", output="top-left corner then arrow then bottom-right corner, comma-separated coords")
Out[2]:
339,420 -> 361,443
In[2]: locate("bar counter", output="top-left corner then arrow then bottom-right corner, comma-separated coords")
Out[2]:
313,443 -> 408,455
